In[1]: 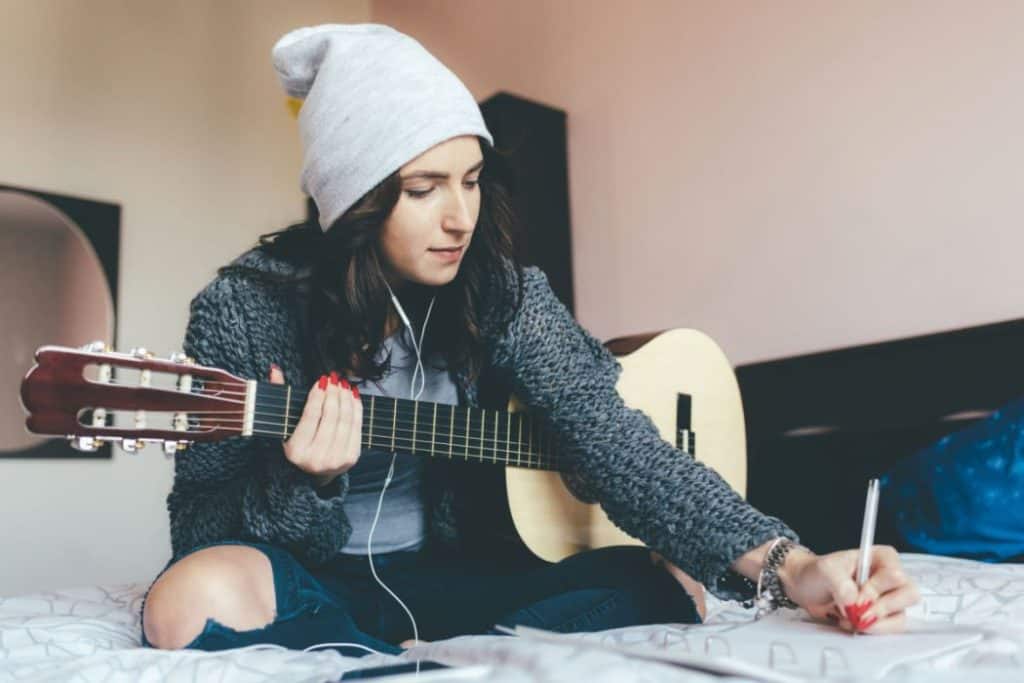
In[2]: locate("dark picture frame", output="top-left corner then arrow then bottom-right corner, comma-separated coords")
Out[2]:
1,184 -> 120,459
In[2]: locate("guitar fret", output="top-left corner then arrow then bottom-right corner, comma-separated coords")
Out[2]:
448,404 -> 454,459
430,403 -> 437,458
412,401 -> 419,453
390,399 -> 397,451
464,407 -> 470,460
527,418 -> 533,467
283,385 -> 291,439
506,412 -> 512,465
368,395 -> 374,449
517,416 -> 522,467
480,409 -> 487,462
493,411 -> 499,462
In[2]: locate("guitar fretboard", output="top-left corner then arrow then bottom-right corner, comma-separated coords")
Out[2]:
253,382 -> 562,471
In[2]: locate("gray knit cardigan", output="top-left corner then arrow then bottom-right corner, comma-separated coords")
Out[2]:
168,248 -> 798,599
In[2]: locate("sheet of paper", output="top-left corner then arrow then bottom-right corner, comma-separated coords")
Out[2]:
500,624 -> 804,683
707,614 -> 983,679
502,614 -> 984,682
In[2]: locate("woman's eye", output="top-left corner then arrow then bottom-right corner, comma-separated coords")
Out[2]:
406,180 -> 478,199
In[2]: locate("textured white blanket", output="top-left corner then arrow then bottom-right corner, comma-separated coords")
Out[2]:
1,554 -> 1022,682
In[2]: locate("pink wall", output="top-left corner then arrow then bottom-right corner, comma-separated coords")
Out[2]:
374,0 -> 1024,364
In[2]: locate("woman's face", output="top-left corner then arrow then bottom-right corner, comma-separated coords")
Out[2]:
379,135 -> 484,288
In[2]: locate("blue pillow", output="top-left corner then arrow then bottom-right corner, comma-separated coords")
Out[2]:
880,394 -> 1024,562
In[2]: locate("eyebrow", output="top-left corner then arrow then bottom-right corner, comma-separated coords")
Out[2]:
400,159 -> 484,181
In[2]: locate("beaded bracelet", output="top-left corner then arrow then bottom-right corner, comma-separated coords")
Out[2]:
754,537 -> 800,618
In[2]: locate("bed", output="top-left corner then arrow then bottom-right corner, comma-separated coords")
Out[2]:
1,553 -> 1023,681
5,319 -> 1023,682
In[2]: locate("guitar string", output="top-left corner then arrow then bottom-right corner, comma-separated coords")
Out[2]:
95,416 -> 559,464
252,435 -> 558,469
92,382 -> 558,451
188,417 -> 556,455
93,404 -> 558,457
91,380 -> 539,432
97,403 -> 550,449
89,381 -> 549,448
165,426 -> 560,469
85,382 -> 559,460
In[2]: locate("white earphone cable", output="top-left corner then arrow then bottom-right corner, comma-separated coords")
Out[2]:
298,285 -> 432,659
383,281 -> 435,401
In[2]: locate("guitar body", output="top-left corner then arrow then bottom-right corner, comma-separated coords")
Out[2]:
505,328 -> 747,562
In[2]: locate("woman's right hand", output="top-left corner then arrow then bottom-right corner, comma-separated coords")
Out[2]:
269,364 -> 362,487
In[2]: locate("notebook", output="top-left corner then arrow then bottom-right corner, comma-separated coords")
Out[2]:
499,613 -> 984,681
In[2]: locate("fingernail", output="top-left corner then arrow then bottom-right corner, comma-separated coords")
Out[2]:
352,385 -> 360,399
858,615 -> 877,631
856,600 -> 873,611
845,603 -> 868,623
328,371 -> 339,385
318,375 -> 328,390
340,377 -> 349,389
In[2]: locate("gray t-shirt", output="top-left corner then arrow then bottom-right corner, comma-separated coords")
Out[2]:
339,328 -> 459,555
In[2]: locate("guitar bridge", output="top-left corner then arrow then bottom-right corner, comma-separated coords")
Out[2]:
676,393 -> 697,457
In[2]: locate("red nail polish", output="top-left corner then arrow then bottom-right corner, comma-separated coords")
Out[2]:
318,375 -> 328,390
341,378 -> 350,390
352,385 -> 360,399
845,603 -> 868,623
329,371 -> 339,386
859,615 -> 877,631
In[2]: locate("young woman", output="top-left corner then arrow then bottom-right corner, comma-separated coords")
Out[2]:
141,24 -> 918,655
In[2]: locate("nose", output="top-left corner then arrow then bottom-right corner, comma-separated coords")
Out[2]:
442,186 -> 476,234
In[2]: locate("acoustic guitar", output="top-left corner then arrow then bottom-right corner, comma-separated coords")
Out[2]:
19,328 -> 746,563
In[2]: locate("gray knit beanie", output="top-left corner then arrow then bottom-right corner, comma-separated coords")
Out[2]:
271,23 -> 494,232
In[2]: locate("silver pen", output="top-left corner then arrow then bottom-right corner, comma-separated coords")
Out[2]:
856,478 -> 880,587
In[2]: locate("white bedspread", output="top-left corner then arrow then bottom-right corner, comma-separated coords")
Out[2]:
1,553 -> 1022,682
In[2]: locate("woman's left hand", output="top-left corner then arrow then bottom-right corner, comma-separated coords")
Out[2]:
780,545 -> 921,633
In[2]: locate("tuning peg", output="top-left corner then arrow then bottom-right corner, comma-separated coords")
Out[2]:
70,436 -> 99,452
129,347 -> 153,359
169,351 -> 195,365
80,340 -> 111,353
120,438 -> 142,453
162,440 -> 189,455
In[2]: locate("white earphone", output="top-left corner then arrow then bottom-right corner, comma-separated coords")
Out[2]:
383,281 -> 436,401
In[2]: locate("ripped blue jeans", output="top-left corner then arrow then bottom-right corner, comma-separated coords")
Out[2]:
140,541 -> 700,656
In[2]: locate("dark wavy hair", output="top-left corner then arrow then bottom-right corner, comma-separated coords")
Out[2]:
219,138 -> 524,383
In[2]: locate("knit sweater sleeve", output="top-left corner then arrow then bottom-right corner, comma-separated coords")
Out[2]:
165,275 -> 352,566
492,267 -> 799,600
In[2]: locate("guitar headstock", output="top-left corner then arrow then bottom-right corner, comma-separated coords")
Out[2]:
19,340 -> 252,455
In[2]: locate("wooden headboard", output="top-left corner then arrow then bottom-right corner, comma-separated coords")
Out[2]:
735,317 -> 1024,554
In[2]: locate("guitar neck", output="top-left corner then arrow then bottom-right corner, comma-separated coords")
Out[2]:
253,381 -> 562,471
